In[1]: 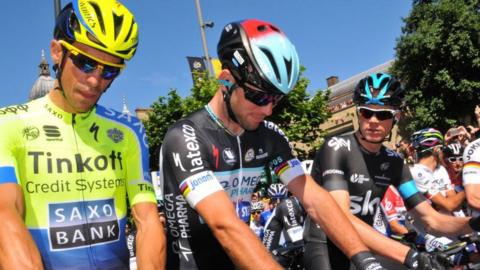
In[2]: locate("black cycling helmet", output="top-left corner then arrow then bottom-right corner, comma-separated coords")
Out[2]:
353,73 -> 405,107
217,19 -> 300,95
443,142 -> 464,158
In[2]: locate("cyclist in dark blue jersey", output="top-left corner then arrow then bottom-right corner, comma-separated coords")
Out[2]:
304,73 -> 480,270
161,19 -> 383,270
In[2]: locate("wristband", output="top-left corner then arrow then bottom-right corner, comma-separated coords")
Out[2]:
403,249 -> 418,269
469,216 -> 480,231
351,251 -> 383,270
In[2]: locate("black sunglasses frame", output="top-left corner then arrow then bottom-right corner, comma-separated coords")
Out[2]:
357,107 -> 397,121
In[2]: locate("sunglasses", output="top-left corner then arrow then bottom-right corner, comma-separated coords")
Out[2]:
252,211 -> 262,215
60,40 -> 124,80
447,156 -> 463,162
242,84 -> 284,106
357,106 -> 397,121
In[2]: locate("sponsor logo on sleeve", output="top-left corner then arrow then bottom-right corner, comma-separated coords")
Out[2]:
255,148 -> 268,160
327,137 -> 351,151
89,123 -> 100,142
48,199 -> 119,250
350,173 -> 369,184
172,152 -> 186,172
322,169 -> 344,177
0,105 -> 29,115
182,124 -> 204,172
179,171 -> 215,198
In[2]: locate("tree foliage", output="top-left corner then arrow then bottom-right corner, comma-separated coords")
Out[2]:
144,68 -> 330,171
391,0 -> 480,134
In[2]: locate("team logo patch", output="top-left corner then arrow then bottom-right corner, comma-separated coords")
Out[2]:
350,173 -> 369,184
107,128 -> 124,143
380,162 -> 390,171
244,148 -> 255,162
43,125 -> 62,141
328,137 -> 351,151
48,199 -> 119,250
222,148 -> 237,165
22,126 -> 40,141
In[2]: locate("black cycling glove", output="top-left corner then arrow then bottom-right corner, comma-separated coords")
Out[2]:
351,251 -> 385,270
404,249 -> 447,270
469,216 -> 480,231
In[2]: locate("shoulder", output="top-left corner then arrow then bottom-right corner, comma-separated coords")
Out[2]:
0,98 -> 43,122
95,105 -> 147,144
260,120 -> 289,142
464,138 -> 480,163
323,135 -> 354,152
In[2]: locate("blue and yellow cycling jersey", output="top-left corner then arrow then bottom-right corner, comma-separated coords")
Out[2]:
0,95 -> 156,269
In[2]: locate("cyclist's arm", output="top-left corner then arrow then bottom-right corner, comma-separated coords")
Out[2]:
125,118 -> 165,269
410,200 -> 472,236
287,175 -> 368,258
196,190 -> 282,270
328,189 -> 410,263
132,202 -> 166,270
389,219 -> 409,235
0,183 -> 43,270
465,184 -> 480,210
429,190 -> 465,212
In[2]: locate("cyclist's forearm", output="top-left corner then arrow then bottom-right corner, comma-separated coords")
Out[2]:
132,203 -> 166,270
350,214 -> 409,263
210,218 -> 282,270
300,180 -> 368,258
0,208 -> 43,270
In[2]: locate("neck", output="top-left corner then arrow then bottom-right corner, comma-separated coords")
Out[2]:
419,155 -> 437,171
49,86 -> 77,113
208,91 -> 244,135
355,131 -> 382,153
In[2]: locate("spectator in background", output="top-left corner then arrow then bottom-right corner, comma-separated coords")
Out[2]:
396,138 -> 414,166
445,125 -> 471,147
442,142 -> 465,189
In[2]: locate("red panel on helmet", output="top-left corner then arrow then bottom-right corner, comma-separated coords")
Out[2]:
240,19 -> 282,38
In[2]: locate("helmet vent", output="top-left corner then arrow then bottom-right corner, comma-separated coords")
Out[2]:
89,2 -> 106,35
260,48 -> 280,83
113,13 -> 124,40
123,21 -> 135,43
86,32 -> 106,48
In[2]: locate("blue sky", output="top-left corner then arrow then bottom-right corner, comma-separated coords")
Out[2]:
1,1 -> 412,112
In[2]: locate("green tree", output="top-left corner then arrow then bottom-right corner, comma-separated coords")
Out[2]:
267,67 -> 331,160
391,0 -> 480,134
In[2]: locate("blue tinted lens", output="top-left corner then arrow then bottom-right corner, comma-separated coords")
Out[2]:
70,53 -> 120,80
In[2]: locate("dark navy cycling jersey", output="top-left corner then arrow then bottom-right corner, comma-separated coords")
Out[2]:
303,134 -> 425,269
160,105 -> 305,270
263,197 -> 305,252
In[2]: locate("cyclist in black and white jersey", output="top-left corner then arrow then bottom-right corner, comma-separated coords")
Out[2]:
160,19 -> 383,270
303,73 -> 479,270
263,184 -> 305,251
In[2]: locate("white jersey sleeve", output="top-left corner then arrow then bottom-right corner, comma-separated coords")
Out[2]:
410,164 -> 439,199
463,139 -> 480,186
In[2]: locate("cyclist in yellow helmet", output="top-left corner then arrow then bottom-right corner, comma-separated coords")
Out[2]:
0,0 -> 165,269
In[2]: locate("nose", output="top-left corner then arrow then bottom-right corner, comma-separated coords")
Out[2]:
85,70 -> 103,88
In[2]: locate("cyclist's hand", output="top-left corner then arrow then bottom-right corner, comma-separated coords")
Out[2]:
351,251 -> 385,270
404,249 -> 448,270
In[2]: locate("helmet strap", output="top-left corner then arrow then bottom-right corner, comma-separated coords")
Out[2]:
221,83 -> 240,125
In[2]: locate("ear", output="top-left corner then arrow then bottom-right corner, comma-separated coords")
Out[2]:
218,69 -> 235,92
50,39 -> 64,65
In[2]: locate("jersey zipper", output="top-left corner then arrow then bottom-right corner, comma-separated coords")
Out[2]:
71,113 -> 96,268
235,136 -> 243,215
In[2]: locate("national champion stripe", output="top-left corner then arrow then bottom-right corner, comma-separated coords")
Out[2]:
179,180 -> 191,197
274,161 -> 290,176
398,180 -> 419,200
464,161 -> 480,169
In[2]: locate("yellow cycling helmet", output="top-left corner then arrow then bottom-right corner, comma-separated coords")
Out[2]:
54,0 -> 138,61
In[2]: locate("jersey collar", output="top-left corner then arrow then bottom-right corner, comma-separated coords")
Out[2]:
45,95 -> 96,125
